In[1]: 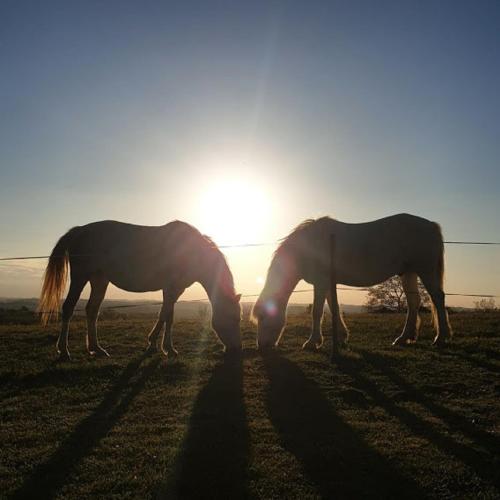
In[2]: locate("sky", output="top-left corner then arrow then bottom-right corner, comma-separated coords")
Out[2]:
0,0 -> 499,307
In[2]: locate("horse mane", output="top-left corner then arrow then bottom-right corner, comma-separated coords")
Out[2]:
274,216 -> 333,256
252,217 -> 332,319
201,233 -> 219,250
200,233 -> 236,297
164,220 -> 236,297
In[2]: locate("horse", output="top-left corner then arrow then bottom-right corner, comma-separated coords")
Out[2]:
38,220 -> 242,360
252,214 -> 452,353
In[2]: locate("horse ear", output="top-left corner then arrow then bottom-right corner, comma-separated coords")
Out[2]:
235,293 -> 242,302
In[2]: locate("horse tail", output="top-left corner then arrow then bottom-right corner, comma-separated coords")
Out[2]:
435,222 -> 445,290
431,223 -> 452,336
38,227 -> 79,325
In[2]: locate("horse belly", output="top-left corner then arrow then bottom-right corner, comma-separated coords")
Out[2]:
106,266 -> 167,293
336,251 -> 404,287
337,270 -> 396,288
109,277 -> 163,293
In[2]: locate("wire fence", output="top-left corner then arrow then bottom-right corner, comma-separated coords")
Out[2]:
32,284 -> 499,316
1,237 -> 499,313
1,238 -> 500,262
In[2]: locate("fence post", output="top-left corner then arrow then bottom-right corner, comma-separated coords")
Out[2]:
330,233 -> 340,360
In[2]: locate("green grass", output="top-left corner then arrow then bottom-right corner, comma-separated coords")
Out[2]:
1,312 -> 499,499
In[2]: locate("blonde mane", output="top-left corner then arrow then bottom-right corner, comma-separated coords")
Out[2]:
200,233 -> 236,299
168,220 -> 236,297
272,216 -> 333,260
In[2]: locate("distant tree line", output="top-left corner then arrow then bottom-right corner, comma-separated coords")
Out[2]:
364,277 -> 497,313
473,298 -> 497,312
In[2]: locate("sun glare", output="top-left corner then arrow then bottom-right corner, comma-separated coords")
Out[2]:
197,178 -> 272,245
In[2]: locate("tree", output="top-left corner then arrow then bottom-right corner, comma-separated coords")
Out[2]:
474,298 -> 496,312
365,276 -> 431,312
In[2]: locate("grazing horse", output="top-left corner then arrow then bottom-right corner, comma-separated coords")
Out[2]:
38,220 -> 242,360
252,214 -> 452,351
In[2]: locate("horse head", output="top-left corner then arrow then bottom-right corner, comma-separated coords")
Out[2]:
212,292 -> 242,352
252,296 -> 287,350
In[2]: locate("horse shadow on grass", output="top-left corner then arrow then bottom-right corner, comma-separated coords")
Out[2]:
159,354 -> 248,499
0,363 -> 121,400
262,353 -> 425,499
11,353 -> 170,500
441,345 -> 500,374
352,349 -> 500,491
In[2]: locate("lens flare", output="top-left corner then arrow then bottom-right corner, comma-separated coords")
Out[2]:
264,299 -> 277,316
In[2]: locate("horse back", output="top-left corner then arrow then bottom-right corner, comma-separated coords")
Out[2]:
304,214 -> 443,286
65,220 -> 202,291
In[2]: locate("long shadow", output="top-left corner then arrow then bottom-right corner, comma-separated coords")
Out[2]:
359,349 -> 500,451
12,353 -> 162,500
263,353 -> 425,499
159,355 -> 249,499
441,346 -> 500,373
482,347 -> 500,361
0,363 -> 121,399
339,351 -> 500,491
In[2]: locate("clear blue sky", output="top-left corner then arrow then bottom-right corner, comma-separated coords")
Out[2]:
1,0 -> 499,305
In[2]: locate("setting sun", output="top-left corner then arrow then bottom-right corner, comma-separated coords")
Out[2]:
196,178 -> 272,245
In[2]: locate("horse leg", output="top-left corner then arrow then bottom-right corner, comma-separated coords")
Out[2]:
160,288 -> 184,356
326,290 -> 349,345
86,274 -> 109,357
146,288 -> 183,355
393,273 -> 421,346
146,302 -> 167,354
419,271 -> 452,346
57,275 -> 87,360
302,286 -> 327,350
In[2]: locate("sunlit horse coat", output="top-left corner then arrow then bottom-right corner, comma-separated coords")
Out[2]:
38,220 -> 241,359
253,214 -> 452,352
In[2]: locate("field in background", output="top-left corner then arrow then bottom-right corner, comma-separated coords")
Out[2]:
0,298 -> 370,321
1,312 -> 499,499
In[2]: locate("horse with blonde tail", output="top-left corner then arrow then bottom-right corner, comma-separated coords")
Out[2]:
252,214 -> 452,353
38,220 -> 242,360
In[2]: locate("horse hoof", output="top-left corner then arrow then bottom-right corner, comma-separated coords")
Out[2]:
302,341 -> 314,351
57,351 -> 71,362
90,348 -> 110,358
392,336 -> 407,346
302,340 -> 321,351
161,348 -> 178,357
432,337 -> 449,347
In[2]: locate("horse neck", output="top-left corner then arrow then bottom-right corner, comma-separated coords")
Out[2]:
262,250 -> 300,306
198,251 -> 234,306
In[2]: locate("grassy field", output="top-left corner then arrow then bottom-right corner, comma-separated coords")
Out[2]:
1,311 -> 499,499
